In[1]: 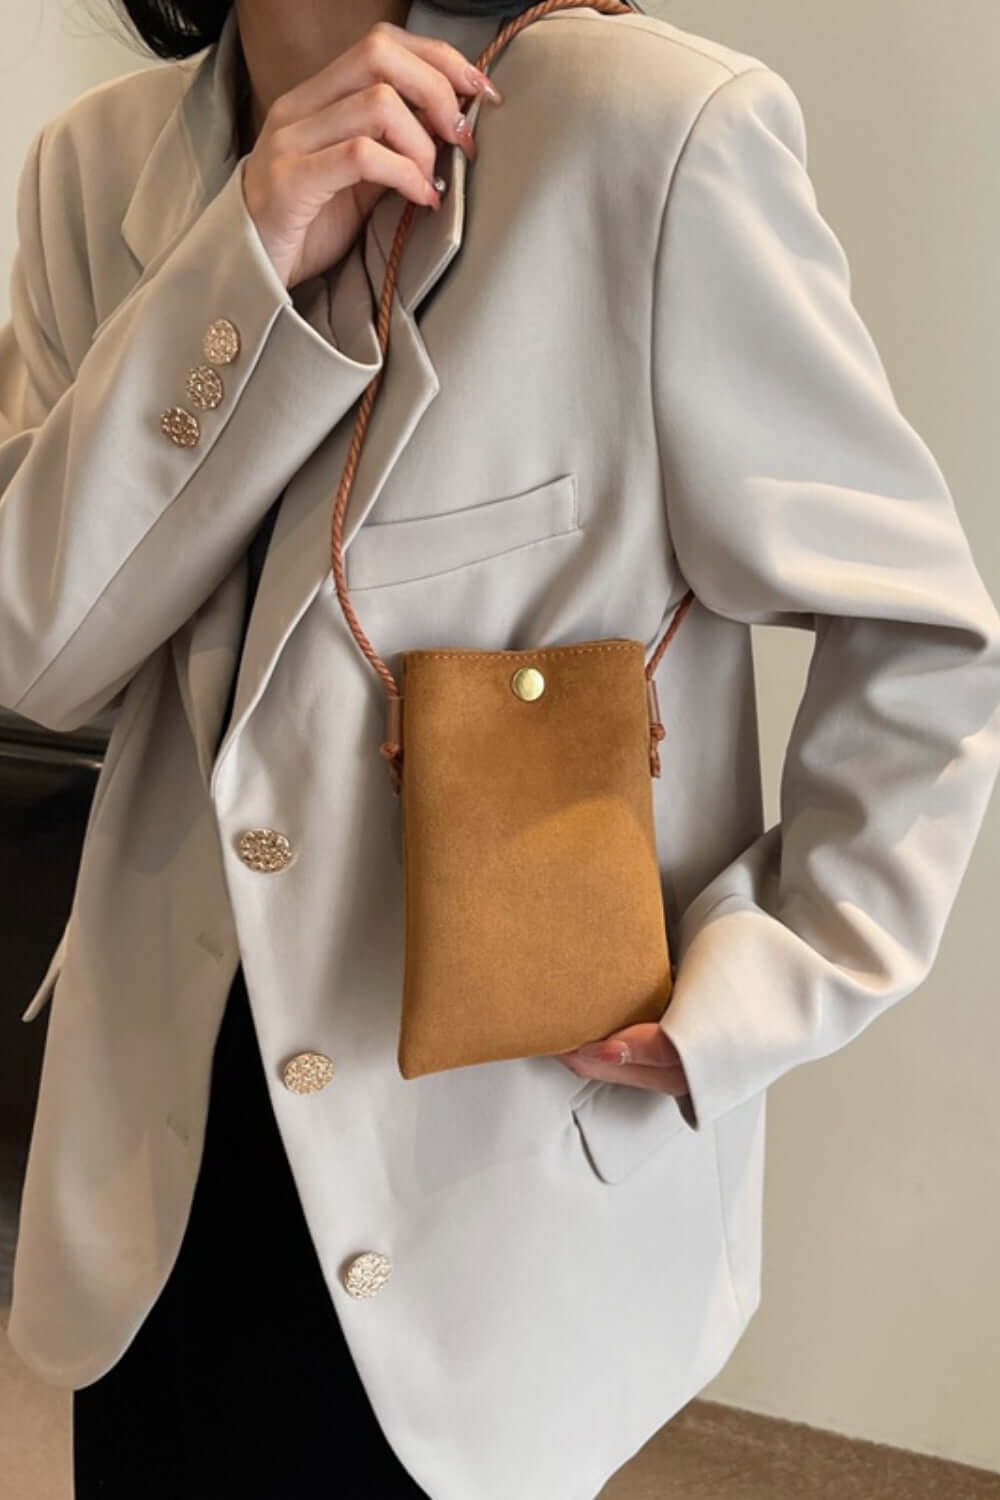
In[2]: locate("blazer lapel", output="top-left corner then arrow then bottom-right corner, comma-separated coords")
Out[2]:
340,101 -> 481,552
116,3 -> 501,785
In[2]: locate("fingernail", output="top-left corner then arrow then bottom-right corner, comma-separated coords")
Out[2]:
575,1043 -> 631,1065
465,67 -> 503,103
431,174 -> 447,193
451,112 -> 477,162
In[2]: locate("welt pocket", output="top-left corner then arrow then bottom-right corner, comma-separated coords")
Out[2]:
346,472 -> 580,591
571,1081 -> 688,1186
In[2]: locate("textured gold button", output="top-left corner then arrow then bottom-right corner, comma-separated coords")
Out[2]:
160,406 -> 200,447
235,828 -> 293,872
343,1251 -> 393,1299
511,666 -> 545,702
202,317 -> 241,365
281,1051 -> 334,1094
185,364 -> 224,410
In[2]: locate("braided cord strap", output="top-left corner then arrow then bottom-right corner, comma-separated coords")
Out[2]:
327,0 -> 696,788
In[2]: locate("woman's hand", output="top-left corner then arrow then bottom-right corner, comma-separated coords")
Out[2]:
241,20 -> 503,290
556,1023 -> 691,1097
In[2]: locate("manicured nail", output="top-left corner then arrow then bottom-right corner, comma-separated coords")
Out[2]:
451,111 -> 477,162
575,1042 -> 631,1065
465,66 -> 503,103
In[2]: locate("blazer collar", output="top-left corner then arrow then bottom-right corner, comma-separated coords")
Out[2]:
120,2 -> 505,315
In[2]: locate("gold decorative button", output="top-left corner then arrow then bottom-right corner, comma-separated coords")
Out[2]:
343,1251 -> 393,1299
185,364 -> 225,410
235,827 -> 293,872
281,1051 -> 335,1094
160,406 -> 200,447
202,317 -> 241,365
511,666 -> 545,702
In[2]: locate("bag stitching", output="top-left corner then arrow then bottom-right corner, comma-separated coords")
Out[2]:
410,643 -> 640,661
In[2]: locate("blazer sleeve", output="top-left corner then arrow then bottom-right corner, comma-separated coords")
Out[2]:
652,66 -> 1000,1131
0,123 -> 382,732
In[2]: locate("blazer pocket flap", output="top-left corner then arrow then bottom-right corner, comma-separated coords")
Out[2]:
21,918 -> 71,1023
346,472 -> 580,590
572,1081 -> 688,1185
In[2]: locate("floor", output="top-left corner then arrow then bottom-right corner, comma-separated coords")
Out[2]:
4,1305 -> 999,1499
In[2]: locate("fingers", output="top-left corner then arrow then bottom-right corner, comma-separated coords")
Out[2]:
554,1022 -> 688,1096
243,21 -> 505,291
572,1023 -> 681,1069
402,28 -> 504,106
555,1050 -> 689,1096
302,135 -> 443,216
267,22 -> 501,162
273,83 -> 446,191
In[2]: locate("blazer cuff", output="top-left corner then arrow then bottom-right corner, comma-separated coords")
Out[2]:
148,155 -> 383,416
659,895 -> 764,1132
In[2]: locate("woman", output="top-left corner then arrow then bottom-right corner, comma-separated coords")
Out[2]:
4,0 -> 1000,1496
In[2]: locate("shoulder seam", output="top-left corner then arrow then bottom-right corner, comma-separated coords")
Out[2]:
652,64 -> 775,245
646,65 -> 774,535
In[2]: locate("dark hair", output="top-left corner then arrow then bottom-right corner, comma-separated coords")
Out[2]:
112,0 -> 232,60
112,0 -> 550,62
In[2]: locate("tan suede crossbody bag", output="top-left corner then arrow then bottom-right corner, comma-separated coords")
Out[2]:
329,0 -> 695,1078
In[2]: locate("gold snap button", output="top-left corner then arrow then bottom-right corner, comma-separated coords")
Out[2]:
281,1051 -> 335,1094
160,406 -> 200,447
202,317 -> 241,365
343,1251 -> 393,1299
235,828 -> 293,872
185,364 -> 225,410
511,666 -> 545,702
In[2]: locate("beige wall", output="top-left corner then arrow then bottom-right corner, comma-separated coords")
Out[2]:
2,0 -> 998,1474
657,0 -> 1000,1474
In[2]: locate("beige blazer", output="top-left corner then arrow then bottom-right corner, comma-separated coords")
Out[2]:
4,3 -> 1000,1495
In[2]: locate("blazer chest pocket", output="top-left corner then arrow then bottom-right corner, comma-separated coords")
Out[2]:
346,473 -> 580,591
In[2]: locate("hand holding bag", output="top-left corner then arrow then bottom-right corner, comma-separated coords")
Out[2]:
329,0 -> 695,1078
